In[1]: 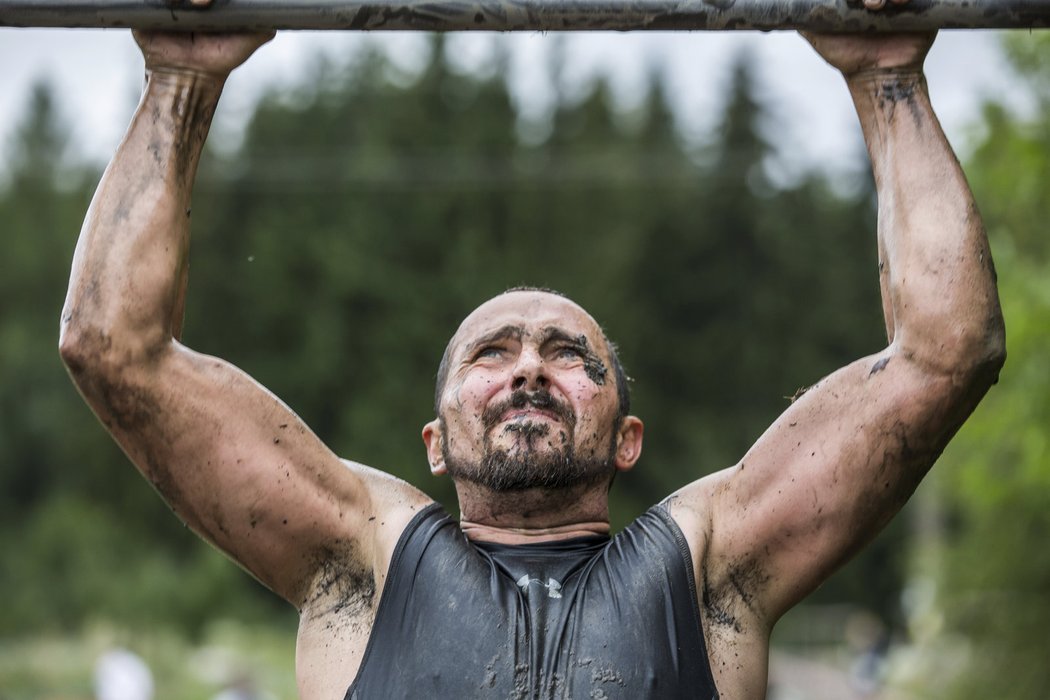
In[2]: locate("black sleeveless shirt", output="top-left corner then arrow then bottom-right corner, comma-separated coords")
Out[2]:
346,503 -> 719,699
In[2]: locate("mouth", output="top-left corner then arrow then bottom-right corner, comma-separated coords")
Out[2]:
481,388 -> 576,436
501,408 -> 560,424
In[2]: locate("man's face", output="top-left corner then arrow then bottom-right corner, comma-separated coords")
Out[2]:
425,291 -> 631,493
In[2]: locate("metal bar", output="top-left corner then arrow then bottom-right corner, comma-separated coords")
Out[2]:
1,0 -> 1048,32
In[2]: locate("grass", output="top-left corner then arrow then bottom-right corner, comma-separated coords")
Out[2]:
0,619 -> 297,700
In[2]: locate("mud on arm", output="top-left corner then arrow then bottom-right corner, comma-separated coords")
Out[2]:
58,37 -> 416,607
669,37 -> 1006,639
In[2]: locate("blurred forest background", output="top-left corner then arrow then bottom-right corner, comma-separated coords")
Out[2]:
1,32 -> 1047,699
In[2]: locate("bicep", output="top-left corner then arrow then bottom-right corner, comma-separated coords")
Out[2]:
80,341 -> 390,605
680,347 -> 973,625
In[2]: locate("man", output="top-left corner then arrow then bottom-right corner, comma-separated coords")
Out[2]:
60,3 -> 1005,697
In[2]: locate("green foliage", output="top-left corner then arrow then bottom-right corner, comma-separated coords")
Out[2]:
2,496 -> 286,635
6,82 -> 74,184
932,244 -> 1050,698
966,111 -> 1050,264
0,621 -> 297,699
1000,33 -> 1050,105
3,41 -> 901,640
626,59 -> 882,501
918,33 -> 1050,698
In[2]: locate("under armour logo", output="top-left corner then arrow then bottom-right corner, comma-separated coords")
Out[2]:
516,575 -> 562,599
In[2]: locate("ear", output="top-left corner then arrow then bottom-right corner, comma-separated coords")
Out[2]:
422,419 -> 447,476
613,416 -> 643,472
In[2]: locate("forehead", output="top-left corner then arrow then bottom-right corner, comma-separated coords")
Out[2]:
451,292 -> 605,356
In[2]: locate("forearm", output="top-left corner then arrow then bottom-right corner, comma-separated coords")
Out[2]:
850,70 -> 1004,372
61,69 -> 222,361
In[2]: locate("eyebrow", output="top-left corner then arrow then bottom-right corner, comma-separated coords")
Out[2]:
537,326 -> 587,348
461,325 -> 524,359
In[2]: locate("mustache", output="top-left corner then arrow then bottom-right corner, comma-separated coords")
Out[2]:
481,389 -> 576,432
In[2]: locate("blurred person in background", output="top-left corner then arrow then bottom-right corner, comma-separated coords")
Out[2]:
93,648 -> 152,700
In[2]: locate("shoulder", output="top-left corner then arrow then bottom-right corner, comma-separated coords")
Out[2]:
297,460 -> 435,612
343,458 -> 435,515
340,458 -> 438,564
654,472 -> 734,615
659,472 -> 724,561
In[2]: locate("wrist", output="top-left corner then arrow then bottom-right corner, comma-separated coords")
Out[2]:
138,68 -> 223,168
845,67 -> 925,90
846,68 -> 927,109
146,66 -> 227,96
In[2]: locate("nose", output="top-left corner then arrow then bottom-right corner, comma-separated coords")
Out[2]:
511,346 -> 549,391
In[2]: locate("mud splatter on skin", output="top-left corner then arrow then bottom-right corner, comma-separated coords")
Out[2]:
529,326 -> 609,386
304,542 -> 376,623
449,373 -> 469,411
873,74 -> 924,125
877,78 -> 915,105
482,388 -> 577,435
147,71 -> 220,187
64,333 -> 185,510
697,537 -> 770,637
147,141 -> 163,167
571,334 -> 608,386
61,330 -> 268,561
726,560 -> 769,617
503,420 -> 551,449
701,570 -> 742,634
867,420 -> 941,508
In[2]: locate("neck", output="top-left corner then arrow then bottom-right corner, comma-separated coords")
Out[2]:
460,520 -> 610,545
455,480 -> 611,544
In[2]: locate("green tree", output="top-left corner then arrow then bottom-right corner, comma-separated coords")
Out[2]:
911,33 -> 1050,699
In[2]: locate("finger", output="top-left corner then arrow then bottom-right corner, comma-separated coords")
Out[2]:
188,0 -> 213,6
863,0 -> 887,9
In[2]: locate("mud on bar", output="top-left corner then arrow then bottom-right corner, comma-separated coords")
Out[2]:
1,0 -> 1048,32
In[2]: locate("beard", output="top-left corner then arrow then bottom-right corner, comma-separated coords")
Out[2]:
442,388 -> 617,493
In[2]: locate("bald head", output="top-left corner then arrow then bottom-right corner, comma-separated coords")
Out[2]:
433,288 -> 631,421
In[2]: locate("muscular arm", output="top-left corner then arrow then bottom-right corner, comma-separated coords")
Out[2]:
667,31 -> 1005,689
59,33 -> 429,607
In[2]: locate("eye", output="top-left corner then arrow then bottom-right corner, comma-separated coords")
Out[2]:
554,345 -> 583,360
474,346 -> 504,360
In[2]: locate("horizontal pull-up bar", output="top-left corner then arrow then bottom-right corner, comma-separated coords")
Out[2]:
1,0 -> 1048,32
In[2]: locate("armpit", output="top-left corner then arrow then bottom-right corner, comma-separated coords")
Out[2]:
302,539 -> 377,631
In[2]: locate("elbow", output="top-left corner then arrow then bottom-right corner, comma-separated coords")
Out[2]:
59,318 -> 174,435
943,311 -> 1007,392
60,323 -> 173,405
59,317 -> 156,383
59,299 -> 173,379
59,321 -> 118,381
901,307 -> 1006,391
971,313 -> 1007,389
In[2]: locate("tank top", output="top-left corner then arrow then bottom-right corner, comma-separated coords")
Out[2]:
345,502 -> 719,699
